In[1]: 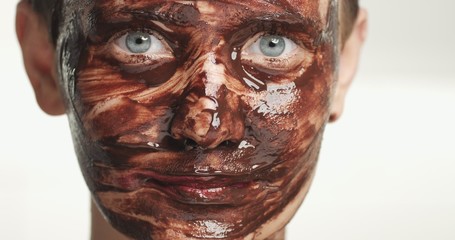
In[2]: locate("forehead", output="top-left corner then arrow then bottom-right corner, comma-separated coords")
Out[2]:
90,0 -> 332,24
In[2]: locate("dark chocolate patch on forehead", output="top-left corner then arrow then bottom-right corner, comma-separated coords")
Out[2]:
93,1 -> 201,27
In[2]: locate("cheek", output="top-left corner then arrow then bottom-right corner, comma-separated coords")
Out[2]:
240,25 -> 337,139
75,50 -> 181,142
242,64 -> 334,148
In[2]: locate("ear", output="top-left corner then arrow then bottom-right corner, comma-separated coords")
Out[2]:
330,8 -> 368,122
16,1 -> 65,115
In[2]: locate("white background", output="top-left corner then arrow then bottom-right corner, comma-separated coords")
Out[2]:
1,0 -> 454,239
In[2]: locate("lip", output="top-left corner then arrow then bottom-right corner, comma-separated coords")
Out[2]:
95,167 -> 267,205
160,180 -> 263,205
93,140 -> 285,204
97,140 -> 276,176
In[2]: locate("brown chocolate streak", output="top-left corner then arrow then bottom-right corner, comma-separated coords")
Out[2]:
55,0 -> 339,239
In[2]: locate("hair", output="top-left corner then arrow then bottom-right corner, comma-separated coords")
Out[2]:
340,0 -> 359,44
26,0 -> 359,44
25,0 -> 59,44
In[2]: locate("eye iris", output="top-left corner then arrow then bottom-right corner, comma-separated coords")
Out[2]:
259,35 -> 286,57
126,32 -> 152,53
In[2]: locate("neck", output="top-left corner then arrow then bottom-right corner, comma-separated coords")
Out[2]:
264,229 -> 285,240
91,201 -> 130,240
91,201 -> 285,240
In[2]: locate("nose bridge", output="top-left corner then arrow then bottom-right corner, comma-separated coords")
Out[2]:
201,52 -> 225,97
170,52 -> 245,149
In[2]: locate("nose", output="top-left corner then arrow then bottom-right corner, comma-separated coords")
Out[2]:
170,55 -> 245,149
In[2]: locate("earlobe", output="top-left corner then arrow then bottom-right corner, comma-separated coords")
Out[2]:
330,8 -> 368,122
16,1 -> 65,116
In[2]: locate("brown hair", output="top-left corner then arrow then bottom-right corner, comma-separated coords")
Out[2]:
25,0 -> 59,43
341,0 -> 359,44
26,0 -> 359,44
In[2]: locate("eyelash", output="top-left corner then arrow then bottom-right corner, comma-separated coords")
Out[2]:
102,23 -> 312,79
240,32 -> 309,72
108,29 -> 174,65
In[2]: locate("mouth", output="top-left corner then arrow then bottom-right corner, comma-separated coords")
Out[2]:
96,139 -> 277,176
95,167 -> 268,205
158,179 -> 264,205
91,138 -> 289,205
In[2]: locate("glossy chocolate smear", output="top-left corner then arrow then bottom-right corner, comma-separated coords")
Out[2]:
56,0 -> 339,239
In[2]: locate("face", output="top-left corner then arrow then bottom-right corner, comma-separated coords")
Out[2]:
55,0 -> 339,239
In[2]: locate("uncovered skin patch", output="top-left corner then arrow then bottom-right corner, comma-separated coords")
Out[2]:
55,0 -> 339,239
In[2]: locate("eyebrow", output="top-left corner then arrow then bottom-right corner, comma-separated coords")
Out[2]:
95,0 -> 322,21
91,0 -> 324,38
94,0 -> 199,26
217,0 -> 324,24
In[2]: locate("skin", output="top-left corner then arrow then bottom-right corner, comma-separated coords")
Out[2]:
16,0 -> 368,239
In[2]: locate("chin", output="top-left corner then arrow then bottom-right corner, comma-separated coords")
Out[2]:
77,134 -> 322,240
92,171 -> 315,240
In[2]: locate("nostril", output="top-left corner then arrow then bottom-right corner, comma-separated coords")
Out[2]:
221,140 -> 237,148
182,138 -> 238,150
184,138 -> 198,151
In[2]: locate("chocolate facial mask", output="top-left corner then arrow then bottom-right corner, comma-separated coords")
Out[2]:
56,0 -> 339,239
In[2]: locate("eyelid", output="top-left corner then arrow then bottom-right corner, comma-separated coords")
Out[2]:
115,30 -> 171,54
241,32 -> 312,72
109,29 -> 174,65
243,32 -> 298,58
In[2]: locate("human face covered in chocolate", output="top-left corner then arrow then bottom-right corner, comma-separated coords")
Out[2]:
57,0 -> 339,239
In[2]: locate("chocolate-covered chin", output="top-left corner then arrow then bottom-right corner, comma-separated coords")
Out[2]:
55,0 -> 338,239
78,114 -> 325,239
88,131 -> 323,239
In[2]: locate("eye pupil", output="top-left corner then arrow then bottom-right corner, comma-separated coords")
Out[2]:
126,32 -> 152,53
260,35 -> 286,57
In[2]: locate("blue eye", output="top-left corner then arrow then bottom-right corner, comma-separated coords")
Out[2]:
243,34 -> 297,60
241,32 -> 307,73
115,31 -> 170,57
126,32 -> 152,53
111,30 -> 175,66
259,35 -> 286,57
